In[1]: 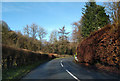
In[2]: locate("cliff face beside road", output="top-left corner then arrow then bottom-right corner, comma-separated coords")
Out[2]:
77,24 -> 120,72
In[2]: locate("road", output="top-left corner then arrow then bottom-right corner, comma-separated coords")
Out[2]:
22,57 -> 119,81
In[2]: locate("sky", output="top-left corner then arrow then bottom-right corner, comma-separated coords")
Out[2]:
2,2 -> 103,41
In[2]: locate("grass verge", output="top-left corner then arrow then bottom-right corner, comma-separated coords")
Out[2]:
2,59 -> 51,81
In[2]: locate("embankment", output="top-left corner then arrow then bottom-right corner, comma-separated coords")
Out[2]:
77,24 -> 120,73
2,44 -> 55,70
2,44 -> 56,79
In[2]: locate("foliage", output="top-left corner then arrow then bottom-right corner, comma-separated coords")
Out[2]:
30,23 -> 38,39
104,2 -> 120,25
47,27 -> 73,55
49,30 -> 59,53
72,22 -> 82,43
49,30 -> 58,44
2,45 -> 53,70
1,21 -> 11,45
58,26 -> 70,54
58,26 -> 69,41
23,25 -> 30,37
95,24 -> 120,68
37,26 -> 47,41
1,22 -> 46,52
77,24 -> 120,69
81,2 -> 110,37
1,21 -> 76,57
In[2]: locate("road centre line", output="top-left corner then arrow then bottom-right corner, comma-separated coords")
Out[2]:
60,63 -> 63,67
66,69 -> 80,81
60,60 -> 80,81
60,60 -> 63,67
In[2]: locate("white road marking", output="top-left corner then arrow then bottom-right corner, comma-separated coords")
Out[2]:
60,60 -> 64,67
60,60 -> 80,81
60,63 -> 63,67
66,69 -> 80,81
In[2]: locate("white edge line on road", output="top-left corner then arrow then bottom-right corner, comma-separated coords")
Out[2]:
66,69 -> 80,81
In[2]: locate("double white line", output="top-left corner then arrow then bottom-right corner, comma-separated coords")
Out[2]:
60,60 -> 80,81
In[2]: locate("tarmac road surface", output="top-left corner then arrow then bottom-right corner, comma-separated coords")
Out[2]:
22,57 -> 119,81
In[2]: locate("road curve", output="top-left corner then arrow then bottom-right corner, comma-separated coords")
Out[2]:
22,57 -> 119,80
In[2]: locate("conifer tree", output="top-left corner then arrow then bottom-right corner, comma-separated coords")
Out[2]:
81,2 -> 110,37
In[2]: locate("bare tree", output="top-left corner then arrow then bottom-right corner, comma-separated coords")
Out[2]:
37,26 -> 47,41
104,1 -> 120,43
49,30 -> 58,44
72,22 -> 83,43
24,25 -> 30,37
58,26 -> 70,54
104,1 -> 120,25
49,30 -> 59,53
58,26 -> 69,41
30,23 -> 38,39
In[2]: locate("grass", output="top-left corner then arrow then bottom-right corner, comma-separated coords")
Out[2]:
2,59 -> 51,81
2,55 -> 72,81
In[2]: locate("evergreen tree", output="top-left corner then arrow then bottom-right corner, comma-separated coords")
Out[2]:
81,2 -> 110,37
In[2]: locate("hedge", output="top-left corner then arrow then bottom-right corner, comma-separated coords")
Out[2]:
2,45 -> 53,69
77,24 -> 120,69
